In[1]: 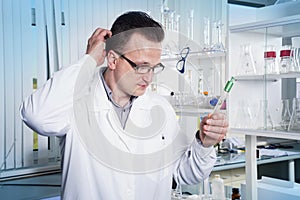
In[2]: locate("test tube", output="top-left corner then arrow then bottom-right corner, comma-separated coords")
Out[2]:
210,77 -> 235,116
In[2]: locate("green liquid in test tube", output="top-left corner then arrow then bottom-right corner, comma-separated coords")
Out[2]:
210,77 -> 235,116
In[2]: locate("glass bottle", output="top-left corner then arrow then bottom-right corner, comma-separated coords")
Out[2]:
279,47 -> 292,73
231,188 -> 241,200
280,99 -> 291,131
264,49 -> 278,74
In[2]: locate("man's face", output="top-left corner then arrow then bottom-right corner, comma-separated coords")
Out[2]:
114,33 -> 162,97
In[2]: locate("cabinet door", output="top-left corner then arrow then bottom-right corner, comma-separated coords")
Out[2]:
229,14 -> 300,200
229,20 -> 300,135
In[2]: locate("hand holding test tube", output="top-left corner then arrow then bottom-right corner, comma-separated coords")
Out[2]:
210,77 -> 235,116
199,77 -> 234,147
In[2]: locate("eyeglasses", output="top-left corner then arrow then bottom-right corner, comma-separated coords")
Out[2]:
176,47 -> 190,74
116,52 -> 165,74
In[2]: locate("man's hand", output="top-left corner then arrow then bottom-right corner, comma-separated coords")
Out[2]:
86,28 -> 112,66
198,112 -> 229,147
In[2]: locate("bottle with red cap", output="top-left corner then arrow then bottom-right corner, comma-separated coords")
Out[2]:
279,45 -> 292,73
264,46 -> 278,74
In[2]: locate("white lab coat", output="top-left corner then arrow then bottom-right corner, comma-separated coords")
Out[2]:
20,55 -> 216,200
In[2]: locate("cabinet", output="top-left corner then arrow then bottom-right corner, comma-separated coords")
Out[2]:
229,11 -> 300,200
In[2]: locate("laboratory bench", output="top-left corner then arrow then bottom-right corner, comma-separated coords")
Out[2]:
180,140 -> 300,197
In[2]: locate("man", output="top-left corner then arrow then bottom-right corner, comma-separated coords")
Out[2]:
20,11 -> 228,200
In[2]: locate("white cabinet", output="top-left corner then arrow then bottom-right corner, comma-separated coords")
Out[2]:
229,10 -> 300,200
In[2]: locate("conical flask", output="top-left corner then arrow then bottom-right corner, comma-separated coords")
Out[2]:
255,100 -> 274,130
280,99 -> 291,131
288,98 -> 300,131
237,44 -> 257,75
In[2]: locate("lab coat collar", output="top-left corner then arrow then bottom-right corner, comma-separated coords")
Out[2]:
93,67 -> 151,112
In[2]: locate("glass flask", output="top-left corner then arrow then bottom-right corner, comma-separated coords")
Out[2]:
255,100 -> 274,130
288,98 -> 300,131
291,37 -> 300,72
237,44 -> 256,75
211,20 -> 225,52
233,100 -> 255,129
280,99 -> 291,131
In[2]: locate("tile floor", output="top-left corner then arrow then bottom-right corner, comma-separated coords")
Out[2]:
0,172 -> 61,200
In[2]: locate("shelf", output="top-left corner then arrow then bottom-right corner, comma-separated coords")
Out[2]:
161,50 -> 226,62
230,128 -> 300,140
234,72 -> 300,81
234,75 -> 277,82
175,107 -> 213,116
230,14 -> 300,36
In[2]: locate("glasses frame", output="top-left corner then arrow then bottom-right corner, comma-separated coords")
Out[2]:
115,51 -> 165,75
176,47 -> 190,74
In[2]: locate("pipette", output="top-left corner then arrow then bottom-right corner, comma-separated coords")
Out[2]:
209,77 -> 235,116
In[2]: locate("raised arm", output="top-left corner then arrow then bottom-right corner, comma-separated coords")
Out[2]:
20,28 -> 111,136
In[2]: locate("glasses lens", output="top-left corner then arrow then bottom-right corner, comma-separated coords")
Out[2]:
136,66 -> 150,74
135,64 -> 164,74
176,60 -> 185,73
180,47 -> 190,58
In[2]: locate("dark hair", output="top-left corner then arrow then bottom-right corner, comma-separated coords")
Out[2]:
105,11 -> 164,54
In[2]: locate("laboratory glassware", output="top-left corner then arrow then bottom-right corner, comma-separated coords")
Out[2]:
197,69 -> 204,95
211,20 -> 225,52
291,37 -> 300,72
264,47 -> 278,74
231,188 -> 241,200
280,99 -> 291,131
279,47 -> 292,73
210,77 -> 234,116
174,14 -> 180,32
288,98 -> 300,131
255,100 -> 274,130
188,9 -> 194,40
238,44 -> 257,75
233,100 -> 255,129
203,17 -> 211,51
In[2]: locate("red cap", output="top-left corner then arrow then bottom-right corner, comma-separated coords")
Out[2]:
264,51 -> 276,58
280,49 -> 291,57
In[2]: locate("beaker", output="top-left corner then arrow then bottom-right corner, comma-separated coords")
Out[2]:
280,99 -> 291,131
238,44 -> 257,75
288,98 -> 300,131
